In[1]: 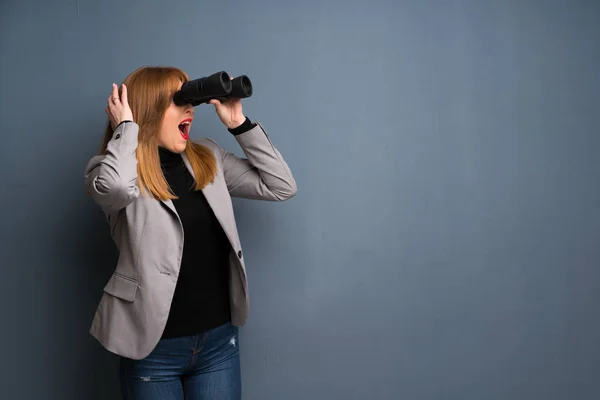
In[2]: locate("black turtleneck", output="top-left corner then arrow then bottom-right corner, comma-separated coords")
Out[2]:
159,117 -> 256,339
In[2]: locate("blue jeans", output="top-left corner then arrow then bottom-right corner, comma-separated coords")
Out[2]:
119,322 -> 241,399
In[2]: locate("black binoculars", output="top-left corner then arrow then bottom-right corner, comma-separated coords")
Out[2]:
173,71 -> 253,106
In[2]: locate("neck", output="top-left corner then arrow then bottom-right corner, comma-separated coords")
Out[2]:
159,146 -> 184,169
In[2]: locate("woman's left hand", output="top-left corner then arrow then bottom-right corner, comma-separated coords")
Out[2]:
209,76 -> 246,129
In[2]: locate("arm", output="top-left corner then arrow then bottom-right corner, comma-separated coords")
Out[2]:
84,121 -> 140,213
208,119 -> 297,201
207,85 -> 298,201
85,83 -> 138,213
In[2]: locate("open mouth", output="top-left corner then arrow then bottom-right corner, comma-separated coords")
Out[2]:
178,118 -> 192,140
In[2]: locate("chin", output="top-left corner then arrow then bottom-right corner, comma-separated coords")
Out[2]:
173,142 -> 187,153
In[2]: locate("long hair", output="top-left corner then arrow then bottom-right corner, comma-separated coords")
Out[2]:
98,66 -> 217,200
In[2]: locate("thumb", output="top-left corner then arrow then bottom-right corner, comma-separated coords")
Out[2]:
209,99 -> 221,107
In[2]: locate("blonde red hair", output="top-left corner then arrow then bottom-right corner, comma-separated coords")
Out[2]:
99,66 -> 217,201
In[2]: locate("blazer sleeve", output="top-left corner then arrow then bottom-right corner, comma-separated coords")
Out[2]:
207,122 -> 297,201
84,121 -> 140,213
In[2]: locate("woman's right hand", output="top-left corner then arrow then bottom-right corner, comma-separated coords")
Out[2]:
105,83 -> 133,130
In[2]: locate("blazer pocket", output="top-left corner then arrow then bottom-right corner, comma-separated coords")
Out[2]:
103,272 -> 139,302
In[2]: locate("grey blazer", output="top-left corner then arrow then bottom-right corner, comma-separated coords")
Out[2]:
84,121 -> 297,360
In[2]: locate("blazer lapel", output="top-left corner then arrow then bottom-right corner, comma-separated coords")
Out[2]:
160,197 -> 178,216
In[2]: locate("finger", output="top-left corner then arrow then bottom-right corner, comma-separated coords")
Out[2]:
209,99 -> 221,107
105,106 -> 114,120
121,84 -> 128,105
105,108 -> 115,126
107,100 -> 118,118
111,83 -> 120,103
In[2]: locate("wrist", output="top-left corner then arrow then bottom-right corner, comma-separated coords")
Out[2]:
227,116 -> 246,130
227,116 -> 255,136
115,119 -> 133,130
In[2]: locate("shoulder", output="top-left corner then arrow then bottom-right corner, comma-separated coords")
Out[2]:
194,136 -> 221,150
190,137 -> 225,160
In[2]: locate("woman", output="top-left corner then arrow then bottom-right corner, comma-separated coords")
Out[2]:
84,66 -> 297,399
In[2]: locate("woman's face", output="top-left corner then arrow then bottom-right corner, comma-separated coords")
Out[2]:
157,82 -> 194,153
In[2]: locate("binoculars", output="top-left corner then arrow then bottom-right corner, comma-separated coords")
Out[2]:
173,71 -> 253,106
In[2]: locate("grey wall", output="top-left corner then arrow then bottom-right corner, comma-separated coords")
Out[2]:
1,0 -> 599,399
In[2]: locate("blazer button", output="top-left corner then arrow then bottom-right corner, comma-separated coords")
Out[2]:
237,250 -> 242,259
115,133 -> 121,139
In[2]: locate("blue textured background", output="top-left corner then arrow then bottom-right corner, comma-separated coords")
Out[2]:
1,1 -> 599,398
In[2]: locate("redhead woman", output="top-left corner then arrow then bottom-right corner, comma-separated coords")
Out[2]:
84,66 -> 297,399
